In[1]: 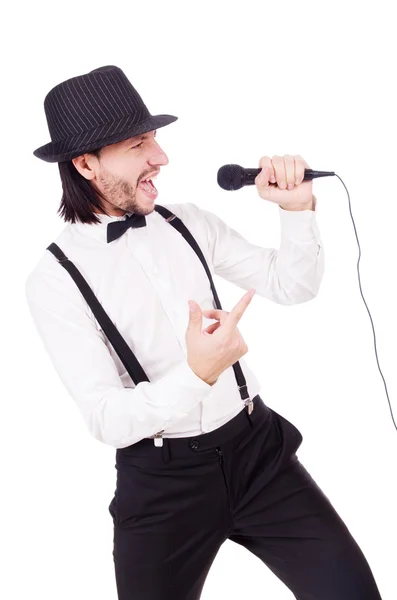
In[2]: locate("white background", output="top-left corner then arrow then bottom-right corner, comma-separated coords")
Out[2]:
2,0 -> 396,598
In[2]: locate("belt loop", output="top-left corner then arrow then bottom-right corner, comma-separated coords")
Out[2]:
162,438 -> 170,463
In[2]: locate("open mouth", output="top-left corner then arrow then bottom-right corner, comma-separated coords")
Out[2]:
139,177 -> 158,197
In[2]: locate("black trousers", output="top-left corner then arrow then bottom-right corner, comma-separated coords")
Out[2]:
108,395 -> 383,599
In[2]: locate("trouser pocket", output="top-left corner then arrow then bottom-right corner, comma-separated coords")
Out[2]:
271,408 -> 303,458
108,494 -> 119,525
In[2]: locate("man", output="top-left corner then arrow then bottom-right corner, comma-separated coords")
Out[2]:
26,65 -> 383,599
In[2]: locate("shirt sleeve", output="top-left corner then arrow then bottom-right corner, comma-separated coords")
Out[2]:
25,268 -> 212,449
193,196 -> 324,305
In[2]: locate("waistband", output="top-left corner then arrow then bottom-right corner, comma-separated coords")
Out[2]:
116,394 -> 270,461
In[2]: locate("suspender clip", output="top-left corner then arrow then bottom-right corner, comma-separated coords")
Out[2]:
244,397 -> 254,415
153,430 -> 165,447
239,384 -> 254,414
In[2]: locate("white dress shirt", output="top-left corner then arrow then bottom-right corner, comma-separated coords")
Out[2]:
25,200 -> 324,448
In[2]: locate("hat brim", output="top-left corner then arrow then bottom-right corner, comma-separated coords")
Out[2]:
33,113 -> 178,163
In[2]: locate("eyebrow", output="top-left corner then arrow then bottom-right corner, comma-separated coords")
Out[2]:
124,130 -> 157,145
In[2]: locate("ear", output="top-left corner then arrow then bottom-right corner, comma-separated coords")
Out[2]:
72,154 -> 96,181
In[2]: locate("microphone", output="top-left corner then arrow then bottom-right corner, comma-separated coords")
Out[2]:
217,164 -> 335,191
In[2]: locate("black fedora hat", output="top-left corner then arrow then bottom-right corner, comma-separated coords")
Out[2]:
33,65 -> 178,163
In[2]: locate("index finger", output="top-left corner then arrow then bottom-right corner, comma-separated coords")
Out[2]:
223,288 -> 256,333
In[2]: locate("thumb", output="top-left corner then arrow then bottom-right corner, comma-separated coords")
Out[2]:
187,300 -> 202,329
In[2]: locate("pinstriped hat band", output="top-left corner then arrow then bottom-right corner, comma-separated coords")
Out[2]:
33,65 -> 178,163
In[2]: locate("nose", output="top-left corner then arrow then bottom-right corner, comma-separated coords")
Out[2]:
149,139 -> 169,167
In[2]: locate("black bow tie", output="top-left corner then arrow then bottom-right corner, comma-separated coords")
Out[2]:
107,213 -> 147,243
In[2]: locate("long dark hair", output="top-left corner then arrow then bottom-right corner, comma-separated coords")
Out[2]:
57,147 -> 112,224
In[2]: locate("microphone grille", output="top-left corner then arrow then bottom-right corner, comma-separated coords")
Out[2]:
217,164 -> 244,190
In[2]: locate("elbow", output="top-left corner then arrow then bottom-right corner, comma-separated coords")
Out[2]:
85,413 -> 121,448
281,246 -> 325,305
84,394 -> 137,449
87,422 -> 137,449
267,243 -> 324,306
87,422 -> 121,448
260,278 -> 322,306
278,273 -> 324,305
279,286 -> 320,306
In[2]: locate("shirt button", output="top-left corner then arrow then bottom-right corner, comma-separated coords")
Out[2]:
189,439 -> 200,450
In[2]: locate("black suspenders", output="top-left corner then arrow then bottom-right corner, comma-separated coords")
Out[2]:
46,204 -> 254,446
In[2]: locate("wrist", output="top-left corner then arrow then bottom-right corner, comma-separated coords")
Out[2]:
280,195 -> 315,211
187,359 -> 218,386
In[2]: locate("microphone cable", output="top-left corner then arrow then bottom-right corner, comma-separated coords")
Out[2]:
334,173 -> 396,431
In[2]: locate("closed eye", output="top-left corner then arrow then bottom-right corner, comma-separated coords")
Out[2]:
131,131 -> 157,149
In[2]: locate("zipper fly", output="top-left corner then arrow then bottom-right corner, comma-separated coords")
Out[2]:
215,447 -> 232,514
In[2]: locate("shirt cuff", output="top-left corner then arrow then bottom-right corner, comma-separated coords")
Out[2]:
157,359 -> 213,419
278,195 -> 321,242
174,359 -> 213,393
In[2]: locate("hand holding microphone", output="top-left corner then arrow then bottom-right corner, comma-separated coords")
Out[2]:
254,154 -> 314,210
217,154 -> 335,211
